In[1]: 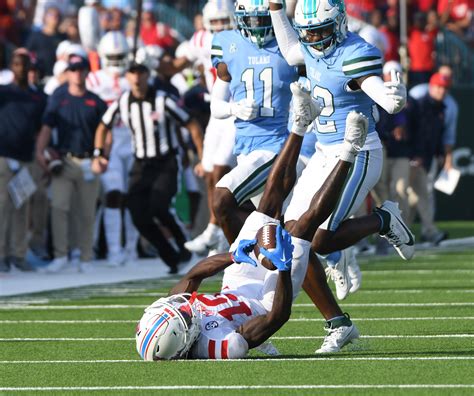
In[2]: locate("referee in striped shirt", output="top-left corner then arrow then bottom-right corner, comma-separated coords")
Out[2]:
92,61 -> 203,274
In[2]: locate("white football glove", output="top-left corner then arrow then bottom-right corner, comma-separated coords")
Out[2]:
290,81 -> 321,136
230,98 -> 259,121
384,70 -> 407,114
340,111 -> 369,163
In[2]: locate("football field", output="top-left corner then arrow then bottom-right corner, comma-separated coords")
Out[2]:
1,248 -> 473,395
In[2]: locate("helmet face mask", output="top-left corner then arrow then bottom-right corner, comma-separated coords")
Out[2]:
98,31 -> 130,75
235,0 -> 274,48
208,17 -> 234,33
294,0 -> 348,58
136,295 -> 202,361
203,0 -> 235,33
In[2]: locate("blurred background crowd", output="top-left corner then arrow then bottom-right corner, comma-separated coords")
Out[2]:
0,0 -> 472,274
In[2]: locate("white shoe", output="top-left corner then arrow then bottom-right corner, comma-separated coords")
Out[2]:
315,323 -> 360,353
346,248 -> 362,294
70,249 -> 81,267
184,224 -> 220,255
78,261 -> 94,273
208,231 -> 229,257
377,201 -> 415,260
107,252 -> 126,267
326,250 -> 352,300
43,256 -> 68,273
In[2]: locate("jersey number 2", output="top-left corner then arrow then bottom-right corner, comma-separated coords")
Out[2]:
313,86 -> 337,133
241,67 -> 275,117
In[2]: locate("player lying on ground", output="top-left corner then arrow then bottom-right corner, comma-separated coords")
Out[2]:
135,83 -> 368,360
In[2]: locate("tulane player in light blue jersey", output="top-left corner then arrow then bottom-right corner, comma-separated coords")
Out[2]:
269,0 -> 415,305
210,0 -> 299,244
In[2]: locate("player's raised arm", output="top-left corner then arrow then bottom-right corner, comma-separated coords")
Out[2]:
269,1 -> 305,65
258,81 -> 320,218
360,68 -> 407,114
237,226 -> 294,348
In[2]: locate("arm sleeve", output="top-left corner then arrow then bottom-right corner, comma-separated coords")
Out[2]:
210,77 -> 233,119
270,8 -> 305,66
361,75 -> 401,114
342,45 -> 383,79
101,99 -> 120,129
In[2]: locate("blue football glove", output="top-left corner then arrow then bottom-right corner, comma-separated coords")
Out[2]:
259,225 -> 294,272
231,238 -> 257,267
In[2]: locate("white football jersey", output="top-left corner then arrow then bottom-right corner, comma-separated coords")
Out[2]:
86,69 -> 130,136
190,292 -> 267,359
187,29 -> 216,93
86,69 -> 129,105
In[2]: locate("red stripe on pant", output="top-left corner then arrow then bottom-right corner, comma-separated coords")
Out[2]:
208,339 -> 216,359
221,340 -> 229,359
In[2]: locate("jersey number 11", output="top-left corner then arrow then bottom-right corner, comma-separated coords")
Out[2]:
241,67 -> 275,118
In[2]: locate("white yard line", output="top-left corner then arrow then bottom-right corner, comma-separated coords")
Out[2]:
1,356 -> 474,364
1,302 -> 474,310
1,385 -> 473,391
295,302 -> 474,307
1,316 -> 474,324
361,269 -> 474,275
290,316 -> 474,322
1,334 -> 472,342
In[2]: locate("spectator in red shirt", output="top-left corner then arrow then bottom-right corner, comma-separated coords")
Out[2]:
413,0 -> 439,12
408,11 -> 439,87
140,10 -> 177,53
438,0 -> 473,36
379,8 -> 401,62
345,0 -> 376,20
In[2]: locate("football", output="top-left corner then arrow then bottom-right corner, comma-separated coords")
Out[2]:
254,222 -> 278,271
43,148 -> 63,175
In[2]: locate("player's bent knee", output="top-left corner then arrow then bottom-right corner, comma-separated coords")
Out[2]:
105,190 -> 123,208
213,188 -> 235,218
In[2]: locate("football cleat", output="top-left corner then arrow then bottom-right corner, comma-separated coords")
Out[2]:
184,224 -> 221,255
376,201 -> 415,260
326,249 -> 352,300
208,231 -> 230,257
315,323 -> 359,353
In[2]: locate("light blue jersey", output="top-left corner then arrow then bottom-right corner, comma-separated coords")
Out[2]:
303,32 -> 382,145
212,30 -> 298,155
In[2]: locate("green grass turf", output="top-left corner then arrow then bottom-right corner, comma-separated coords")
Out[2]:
0,249 -> 473,395
400,221 -> 474,240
